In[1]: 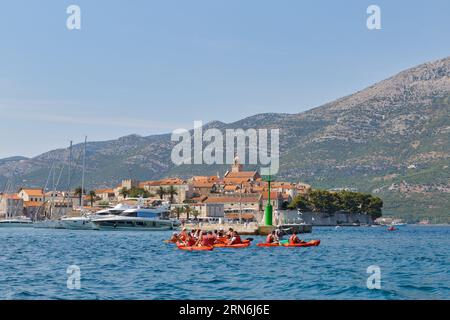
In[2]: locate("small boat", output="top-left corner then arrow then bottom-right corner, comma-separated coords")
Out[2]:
0,217 -> 33,228
176,243 -> 214,251
387,226 -> 397,231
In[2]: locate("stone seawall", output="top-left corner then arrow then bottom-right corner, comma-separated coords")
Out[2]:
278,210 -> 374,226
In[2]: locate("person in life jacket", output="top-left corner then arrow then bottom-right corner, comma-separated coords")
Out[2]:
266,231 -> 278,244
179,228 -> 188,242
226,228 -> 234,239
169,232 -> 179,243
215,228 -> 227,244
229,231 -> 242,245
289,233 -> 302,244
185,232 -> 196,247
203,231 -> 215,246
195,231 -> 208,246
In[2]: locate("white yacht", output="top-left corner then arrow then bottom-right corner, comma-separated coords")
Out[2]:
60,203 -> 134,230
0,217 -> 33,228
92,201 -> 174,231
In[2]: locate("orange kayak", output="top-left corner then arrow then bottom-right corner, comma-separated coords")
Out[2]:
176,244 -> 214,251
257,240 -> 321,248
214,241 -> 251,248
282,240 -> 321,247
257,243 -> 281,247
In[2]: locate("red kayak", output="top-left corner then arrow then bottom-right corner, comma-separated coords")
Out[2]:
214,241 -> 251,249
282,240 -> 321,247
176,244 -> 214,251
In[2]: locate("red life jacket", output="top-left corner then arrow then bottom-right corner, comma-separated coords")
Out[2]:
186,236 -> 196,246
230,235 -> 242,245
289,235 -> 299,244
266,234 -> 274,243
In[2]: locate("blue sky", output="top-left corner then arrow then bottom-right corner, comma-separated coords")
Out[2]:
1,0 -> 449,158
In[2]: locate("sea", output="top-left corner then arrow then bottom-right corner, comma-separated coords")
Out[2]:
0,225 -> 448,300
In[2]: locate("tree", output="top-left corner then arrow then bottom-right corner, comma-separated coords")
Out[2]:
88,190 -> 96,207
287,189 -> 383,218
119,187 -> 129,199
166,185 -> 178,204
74,187 -> 85,206
192,209 -> 200,221
288,194 -> 311,211
308,190 -> 339,213
156,187 -> 167,200
172,206 -> 184,220
127,187 -> 150,198
184,205 -> 192,221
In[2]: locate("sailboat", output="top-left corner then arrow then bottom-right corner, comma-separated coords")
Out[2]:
33,141 -> 75,229
60,137 -> 100,230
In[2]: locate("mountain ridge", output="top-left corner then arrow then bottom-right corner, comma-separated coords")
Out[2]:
1,56 -> 449,222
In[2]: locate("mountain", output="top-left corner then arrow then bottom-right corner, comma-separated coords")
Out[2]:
1,57 -> 449,223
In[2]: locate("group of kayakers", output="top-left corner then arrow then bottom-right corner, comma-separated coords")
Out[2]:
265,229 -> 306,245
170,227 -> 243,247
170,227 -> 306,247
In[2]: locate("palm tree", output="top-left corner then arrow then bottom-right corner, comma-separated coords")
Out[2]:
156,187 -> 167,200
88,190 -> 96,207
192,209 -> 200,221
119,187 -> 129,199
172,206 -> 184,220
74,187 -> 84,206
184,205 -> 192,221
166,185 -> 178,204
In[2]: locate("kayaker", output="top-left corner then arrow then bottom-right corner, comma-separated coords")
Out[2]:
266,231 -> 278,244
169,232 -> 180,243
289,233 -> 302,244
229,231 -> 242,245
179,228 -> 188,242
205,232 -> 216,246
186,232 -> 197,247
226,228 -> 234,239
275,228 -> 283,241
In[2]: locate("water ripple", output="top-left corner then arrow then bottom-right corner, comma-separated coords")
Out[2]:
0,226 -> 449,299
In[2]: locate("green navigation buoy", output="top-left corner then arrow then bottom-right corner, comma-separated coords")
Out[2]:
264,173 -> 273,226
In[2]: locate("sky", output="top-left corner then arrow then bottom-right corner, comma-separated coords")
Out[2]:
0,0 -> 450,158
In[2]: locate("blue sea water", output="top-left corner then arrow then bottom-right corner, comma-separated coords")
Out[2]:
0,225 -> 449,300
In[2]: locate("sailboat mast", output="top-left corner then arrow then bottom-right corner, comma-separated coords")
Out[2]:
80,136 -> 87,209
67,141 -> 72,209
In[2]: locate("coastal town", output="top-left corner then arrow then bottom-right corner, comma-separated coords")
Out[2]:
0,156 -> 386,230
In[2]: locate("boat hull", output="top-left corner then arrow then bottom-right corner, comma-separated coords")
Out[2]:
33,220 -> 65,229
0,220 -> 33,228
92,218 -> 173,231
61,219 -> 99,230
